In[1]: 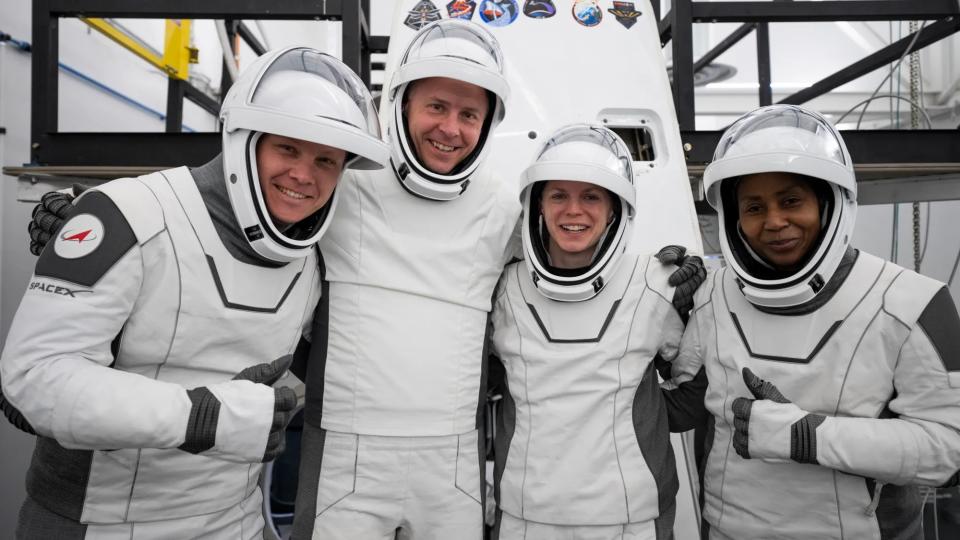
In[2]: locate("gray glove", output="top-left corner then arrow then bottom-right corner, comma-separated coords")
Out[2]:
28,185 -> 88,256
731,367 -> 825,464
655,245 -> 707,318
179,355 -> 298,463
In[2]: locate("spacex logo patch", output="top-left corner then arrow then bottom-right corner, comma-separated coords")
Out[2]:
54,213 -> 104,259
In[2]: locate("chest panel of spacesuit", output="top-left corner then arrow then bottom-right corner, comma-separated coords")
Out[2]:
712,254 -> 903,417
113,169 -> 318,384
320,166 -> 519,311
494,255 -> 677,525
701,254 -> 916,539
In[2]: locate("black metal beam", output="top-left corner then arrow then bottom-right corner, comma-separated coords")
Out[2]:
32,133 -> 221,167
779,17 -> 960,106
756,23 -> 771,106
693,23 -> 754,73
690,1 -> 959,23
32,0 -> 59,164
236,22 -> 266,56
658,9 -> 672,46
46,0 -> 345,19
369,35 -> 390,54
219,19 -> 238,104
341,0 -> 363,84
671,0 -> 695,129
182,81 -> 220,116
166,78 -> 184,133
681,130 -> 960,166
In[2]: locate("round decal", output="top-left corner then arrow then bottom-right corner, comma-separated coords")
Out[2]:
523,0 -> 556,19
479,0 -> 520,27
54,213 -> 105,259
573,0 -> 602,27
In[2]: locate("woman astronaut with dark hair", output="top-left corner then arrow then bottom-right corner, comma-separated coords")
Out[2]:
673,104 -> 960,539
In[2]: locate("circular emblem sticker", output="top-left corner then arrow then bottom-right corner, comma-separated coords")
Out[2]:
573,0 -> 602,27
479,0 -> 519,27
54,213 -> 105,259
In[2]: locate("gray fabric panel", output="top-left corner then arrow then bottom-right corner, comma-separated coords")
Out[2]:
917,286 -> 960,373
24,436 -> 93,522
290,423 -> 327,540
632,362 -> 679,517
490,356 -> 515,511
864,479 -> 923,540
302,277 -> 329,431
661,365 -> 708,433
755,247 -> 859,316
477,312 -> 494,512
34,191 -> 136,287
654,499 -> 676,540
191,155 -> 282,268
16,495 -> 87,539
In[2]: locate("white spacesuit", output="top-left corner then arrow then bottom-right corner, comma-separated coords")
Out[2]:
0,48 -> 389,539
673,105 -> 960,539
490,125 -> 697,540
291,20 -> 517,539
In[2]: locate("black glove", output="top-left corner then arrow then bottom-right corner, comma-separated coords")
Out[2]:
28,184 -> 88,256
655,245 -> 707,318
0,381 -> 36,435
731,367 -> 825,464
179,355 -> 298,463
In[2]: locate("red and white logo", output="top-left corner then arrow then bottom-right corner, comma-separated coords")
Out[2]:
54,214 -> 105,259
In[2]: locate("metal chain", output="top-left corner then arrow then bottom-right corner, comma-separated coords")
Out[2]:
909,21 -> 922,272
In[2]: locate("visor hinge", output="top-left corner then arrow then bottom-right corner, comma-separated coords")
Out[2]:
809,274 -> 825,293
592,276 -> 604,293
244,225 -> 264,241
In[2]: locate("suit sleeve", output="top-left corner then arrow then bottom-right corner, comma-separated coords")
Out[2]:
812,286 -> 960,486
0,191 -> 193,451
662,301 -> 709,433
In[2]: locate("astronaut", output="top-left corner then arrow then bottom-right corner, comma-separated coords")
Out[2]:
288,20 -> 516,539
672,104 -> 960,539
0,47 -> 389,539
489,124 -> 706,540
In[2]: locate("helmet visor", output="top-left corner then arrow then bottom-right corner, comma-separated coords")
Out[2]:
714,105 -> 846,167
535,124 -> 634,181
402,20 -> 505,77
251,48 -> 381,138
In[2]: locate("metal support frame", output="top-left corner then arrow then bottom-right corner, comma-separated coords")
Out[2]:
30,0 -> 374,167
661,0 -> 960,176
693,23 -> 755,74
755,22 -> 771,106
780,17 -> 960,105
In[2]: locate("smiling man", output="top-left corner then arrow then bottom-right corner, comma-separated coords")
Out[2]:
0,48 -> 389,539
403,76 -> 490,174
290,20 -> 516,540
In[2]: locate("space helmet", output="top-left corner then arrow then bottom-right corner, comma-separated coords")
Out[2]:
386,19 -> 509,201
220,47 -> 389,262
520,124 -> 637,302
703,104 -> 857,308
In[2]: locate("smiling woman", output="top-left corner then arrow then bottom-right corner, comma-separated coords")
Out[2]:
735,171 -> 822,272
539,180 -> 614,269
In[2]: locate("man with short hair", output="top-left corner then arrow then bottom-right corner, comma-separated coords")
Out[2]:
291,20 -> 515,539
0,47 -> 389,538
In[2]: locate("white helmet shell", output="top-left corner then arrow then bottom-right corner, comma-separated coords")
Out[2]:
387,19 -> 509,201
220,47 -> 390,263
702,104 -> 857,308
520,124 -> 637,302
